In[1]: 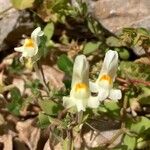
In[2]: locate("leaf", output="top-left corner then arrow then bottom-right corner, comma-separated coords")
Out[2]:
57,54 -> 73,76
123,134 -> 136,150
126,116 -> 150,134
44,22 -> 55,41
37,35 -> 49,58
138,87 -> 150,105
38,112 -> 50,129
83,41 -> 101,55
7,88 -> 23,116
115,48 -> 130,60
106,36 -> 122,47
39,99 -> 63,116
104,101 -> 120,117
11,0 -> 35,10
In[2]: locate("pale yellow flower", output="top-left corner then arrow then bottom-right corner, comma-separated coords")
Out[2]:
63,55 -> 99,112
14,27 -> 44,60
90,50 -> 122,101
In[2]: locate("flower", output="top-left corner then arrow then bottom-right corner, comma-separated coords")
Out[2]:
63,55 -> 99,112
90,50 -> 122,101
14,27 -> 44,60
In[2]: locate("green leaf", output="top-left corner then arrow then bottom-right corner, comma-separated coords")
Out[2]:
83,41 -> 101,55
106,36 -> 122,47
138,87 -> 150,105
123,134 -> 136,150
115,48 -> 130,60
57,54 -> 73,76
103,101 -> 120,117
37,35 -> 49,58
39,99 -> 62,116
126,116 -> 150,134
38,112 -> 50,129
7,88 -> 23,116
44,22 -> 55,41
11,0 -> 35,10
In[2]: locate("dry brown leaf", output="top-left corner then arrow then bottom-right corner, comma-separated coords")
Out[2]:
16,119 -> 41,150
42,65 -> 64,90
12,78 -> 25,95
0,134 -> 13,150
84,129 -> 122,148
135,57 -> 150,65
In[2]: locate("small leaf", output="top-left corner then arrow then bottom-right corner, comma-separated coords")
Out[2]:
103,101 -> 120,117
11,0 -> 35,10
115,48 -> 130,60
126,116 -> 150,134
39,99 -> 62,116
123,134 -> 136,150
57,54 -> 73,76
38,112 -> 50,129
38,35 -> 49,58
7,88 -> 23,116
44,22 -> 55,41
83,41 -> 101,55
106,36 -> 122,47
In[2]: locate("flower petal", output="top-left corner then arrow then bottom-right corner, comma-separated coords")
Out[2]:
31,27 -> 44,46
89,81 -> 99,93
71,55 -> 89,89
75,99 -> 86,112
14,47 -> 24,52
98,88 -> 109,101
99,50 -> 118,81
109,89 -> 122,100
31,27 -> 44,39
63,96 -> 75,109
88,96 -> 99,108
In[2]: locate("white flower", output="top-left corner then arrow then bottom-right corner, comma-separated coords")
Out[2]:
63,55 -> 99,112
14,27 -> 44,59
90,50 -> 122,102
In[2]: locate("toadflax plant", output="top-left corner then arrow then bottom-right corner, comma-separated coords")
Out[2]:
14,27 -> 49,93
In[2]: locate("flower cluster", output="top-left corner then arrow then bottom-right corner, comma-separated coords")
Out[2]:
63,50 -> 122,112
14,28 -> 121,112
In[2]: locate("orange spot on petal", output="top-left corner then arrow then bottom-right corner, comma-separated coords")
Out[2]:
75,83 -> 87,91
24,39 -> 34,48
99,74 -> 112,84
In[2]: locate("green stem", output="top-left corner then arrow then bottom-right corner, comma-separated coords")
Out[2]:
77,111 -> 83,124
2,84 -> 15,92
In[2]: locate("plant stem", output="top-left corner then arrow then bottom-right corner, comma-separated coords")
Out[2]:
117,77 -> 150,86
77,111 -> 83,124
2,84 -> 15,92
33,62 -> 50,94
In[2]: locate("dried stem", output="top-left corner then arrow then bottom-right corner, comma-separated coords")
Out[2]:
117,77 -> 150,86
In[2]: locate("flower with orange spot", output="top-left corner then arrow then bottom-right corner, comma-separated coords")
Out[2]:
90,50 -> 122,101
63,55 -> 99,112
14,27 -> 44,61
